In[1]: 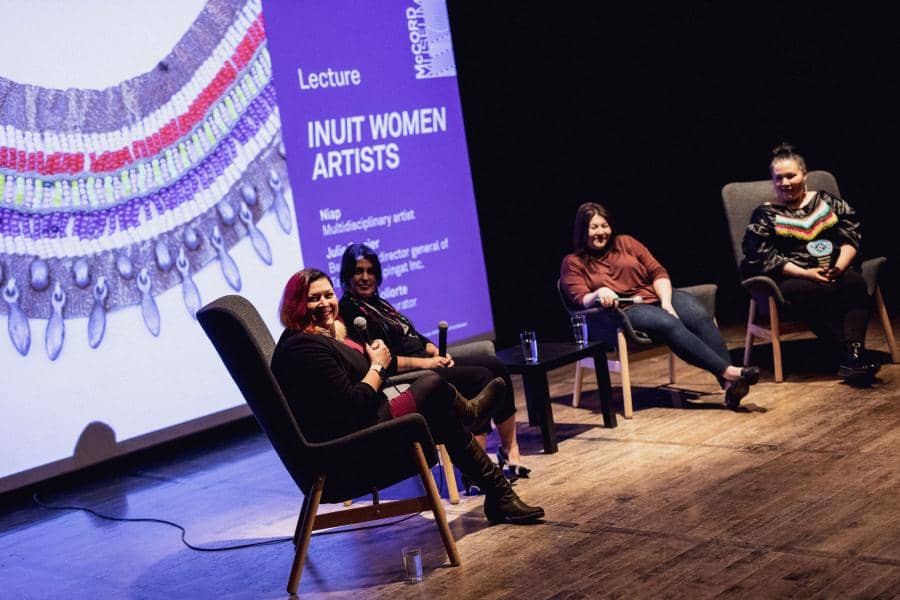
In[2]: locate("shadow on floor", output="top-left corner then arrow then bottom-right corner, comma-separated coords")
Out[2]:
128,499 -> 492,599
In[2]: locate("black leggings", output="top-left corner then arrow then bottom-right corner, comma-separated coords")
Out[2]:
429,354 -> 516,435
779,269 -> 870,349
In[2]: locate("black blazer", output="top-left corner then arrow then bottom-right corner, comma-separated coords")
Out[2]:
271,330 -> 391,443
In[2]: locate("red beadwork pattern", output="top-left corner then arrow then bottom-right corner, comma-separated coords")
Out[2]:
0,15 -> 266,178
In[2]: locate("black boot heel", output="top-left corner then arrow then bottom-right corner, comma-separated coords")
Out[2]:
741,366 -> 760,386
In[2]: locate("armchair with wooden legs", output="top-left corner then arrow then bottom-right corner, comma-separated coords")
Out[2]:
721,170 -> 898,382
557,280 -> 717,419
197,295 -> 460,596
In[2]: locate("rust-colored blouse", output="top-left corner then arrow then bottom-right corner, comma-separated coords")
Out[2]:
560,235 -> 670,307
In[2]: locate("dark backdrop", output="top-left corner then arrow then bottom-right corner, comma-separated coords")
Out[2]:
447,2 -> 900,348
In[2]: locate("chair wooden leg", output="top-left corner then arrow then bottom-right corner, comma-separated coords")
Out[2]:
875,287 -> 899,363
437,444 -> 459,505
744,298 -> 756,367
292,505 -> 304,546
617,329 -> 633,419
412,442 -> 461,567
287,474 -> 325,595
572,360 -> 584,408
667,352 -> 677,385
768,296 -> 784,383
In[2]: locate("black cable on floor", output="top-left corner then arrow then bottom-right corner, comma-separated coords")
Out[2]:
32,463 -> 449,552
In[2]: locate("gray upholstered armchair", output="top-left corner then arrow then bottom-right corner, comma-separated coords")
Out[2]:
197,295 -> 460,594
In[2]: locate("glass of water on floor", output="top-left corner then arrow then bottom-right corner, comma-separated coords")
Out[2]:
402,546 -> 423,583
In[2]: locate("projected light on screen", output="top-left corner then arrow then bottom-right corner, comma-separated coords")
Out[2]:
263,0 -> 494,342
0,0 -> 491,493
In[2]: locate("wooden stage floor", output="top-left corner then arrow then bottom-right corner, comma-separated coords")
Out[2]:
3,321 -> 900,599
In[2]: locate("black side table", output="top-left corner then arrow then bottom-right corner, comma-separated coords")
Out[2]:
496,341 -> 617,454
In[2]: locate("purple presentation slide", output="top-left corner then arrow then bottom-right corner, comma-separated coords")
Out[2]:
262,0 -> 494,341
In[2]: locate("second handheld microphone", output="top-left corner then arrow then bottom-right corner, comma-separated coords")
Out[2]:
437,320 -> 448,356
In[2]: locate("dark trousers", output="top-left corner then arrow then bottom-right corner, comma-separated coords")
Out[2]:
404,373 -> 472,453
619,290 -> 732,379
431,354 -> 516,434
778,269 -> 870,349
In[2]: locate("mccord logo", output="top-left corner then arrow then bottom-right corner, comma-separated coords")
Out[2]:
406,0 -> 456,79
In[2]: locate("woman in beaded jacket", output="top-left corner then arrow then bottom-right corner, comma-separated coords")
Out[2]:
741,143 -> 878,380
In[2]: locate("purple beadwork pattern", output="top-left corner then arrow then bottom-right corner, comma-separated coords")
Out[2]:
0,0 -> 295,359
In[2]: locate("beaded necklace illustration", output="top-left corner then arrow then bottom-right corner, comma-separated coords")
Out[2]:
0,0 -> 293,359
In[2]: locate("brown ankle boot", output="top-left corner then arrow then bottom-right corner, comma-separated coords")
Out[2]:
451,377 -> 504,432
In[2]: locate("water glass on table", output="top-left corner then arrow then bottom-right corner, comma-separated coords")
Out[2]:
520,330 -> 538,363
570,314 -> 588,347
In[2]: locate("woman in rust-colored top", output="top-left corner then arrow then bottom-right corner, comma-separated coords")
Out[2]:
560,202 -> 758,408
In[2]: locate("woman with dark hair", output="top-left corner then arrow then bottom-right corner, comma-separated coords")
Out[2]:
741,144 -> 878,380
338,243 -> 532,481
560,202 -> 759,408
270,268 -> 544,523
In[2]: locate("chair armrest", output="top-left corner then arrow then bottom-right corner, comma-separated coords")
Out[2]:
385,370 -> 427,386
741,275 -> 786,306
615,307 -> 654,345
449,339 -> 496,359
577,304 -> 653,346
569,305 -> 600,318
861,256 -> 887,296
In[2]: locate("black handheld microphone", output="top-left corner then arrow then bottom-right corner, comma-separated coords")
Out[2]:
354,316 -> 392,386
615,296 -> 644,306
438,320 -> 448,357
353,317 -> 373,345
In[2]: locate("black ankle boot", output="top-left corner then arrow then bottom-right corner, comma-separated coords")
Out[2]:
451,377 -> 504,432
450,437 -> 544,524
838,342 -> 880,380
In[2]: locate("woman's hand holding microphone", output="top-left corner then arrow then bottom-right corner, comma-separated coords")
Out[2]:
592,287 -> 620,308
366,339 -> 392,371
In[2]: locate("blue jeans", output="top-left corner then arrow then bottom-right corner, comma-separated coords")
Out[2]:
617,290 -> 730,380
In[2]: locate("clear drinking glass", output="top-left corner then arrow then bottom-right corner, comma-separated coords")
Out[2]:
402,546 -> 424,583
520,330 -> 538,363
571,314 -> 588,347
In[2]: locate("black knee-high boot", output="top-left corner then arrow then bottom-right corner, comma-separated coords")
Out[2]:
449,377 -> 504,433
449,436 -> 545,524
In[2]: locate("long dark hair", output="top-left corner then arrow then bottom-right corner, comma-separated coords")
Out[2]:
572,202 -> 616,257
769,142 -> 807,174
339,243 -> 382,292
279,268 -> 333,332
